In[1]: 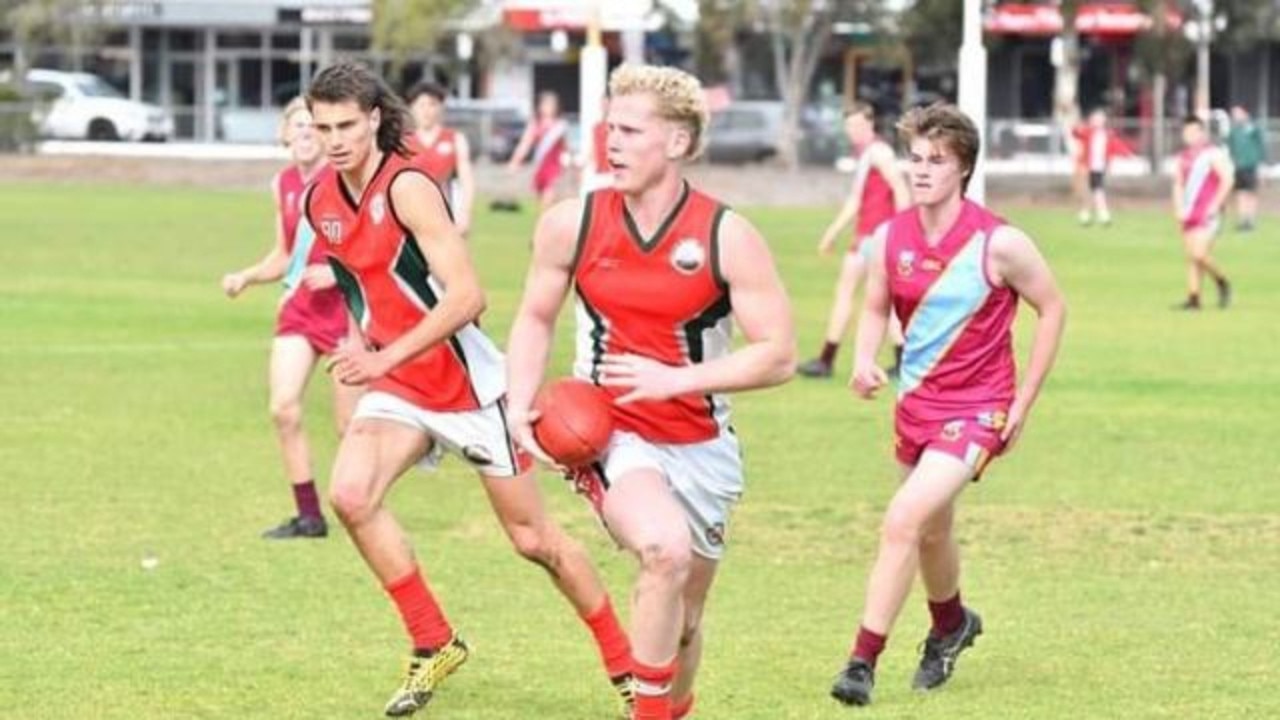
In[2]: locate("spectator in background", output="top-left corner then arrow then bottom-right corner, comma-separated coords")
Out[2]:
1227,105 -> 1266,232
1071,108 -> 1132,227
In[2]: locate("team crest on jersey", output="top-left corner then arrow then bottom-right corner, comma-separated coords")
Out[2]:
940,420 -> 965,442
370,193 -> 387,225
670,238 -> 705,275
436,141 -> 454,156
897,250 -> 916,277
319,217 -> 344,245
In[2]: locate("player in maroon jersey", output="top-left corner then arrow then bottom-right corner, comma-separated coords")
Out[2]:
221,97 -> 358,540
829,104 -> 1066,707
506,64 -> 797,720
303,62 -> 631,717
798,101 -> 910,380
405,81 -> 474,237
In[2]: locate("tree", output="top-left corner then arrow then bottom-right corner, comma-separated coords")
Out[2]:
371,0 -> 475,80
756,0 -> 885,170
2,0 -> 107,80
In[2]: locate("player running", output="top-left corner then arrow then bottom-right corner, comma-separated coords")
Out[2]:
221,97 -> 359,540
798,102 -> 910,380
829,103 -> 1066,707
506,64 -> 796,720
1172,116 -> 1234,310
303,62 -> 632,717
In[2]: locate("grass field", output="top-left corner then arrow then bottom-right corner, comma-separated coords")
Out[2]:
1,181 -> 1278,720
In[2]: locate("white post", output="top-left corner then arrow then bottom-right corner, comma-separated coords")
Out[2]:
203,27 -> 216,142
1195,1 -> 1211,115
580,0 -> 609,194
958,0 -> 988,202
129,26 -> 142,101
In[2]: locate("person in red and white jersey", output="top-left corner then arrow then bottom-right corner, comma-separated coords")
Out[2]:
405,81 -> 475,236
507,91 -> 569,211
830,104 -> 1066,707
579,96 -> 615,194
1172,115 -> 1234,310
221,97 -> 359,541
506,64 -> 796,720
798,101 -> 910,379
1070,108 -> 1132,227
303,62 -> 632,717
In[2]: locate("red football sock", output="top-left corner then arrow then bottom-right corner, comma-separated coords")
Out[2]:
851,626 -> 887,668
671,693 -> 695,719
581,598 -> 633,678
928,591 -> 965,637
632,657 -> 677,720
385,567 -> 453,651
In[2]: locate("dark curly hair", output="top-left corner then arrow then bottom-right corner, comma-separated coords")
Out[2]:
306,61 -> 410,156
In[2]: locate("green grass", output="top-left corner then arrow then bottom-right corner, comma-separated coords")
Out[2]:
1,182 -> 1277,719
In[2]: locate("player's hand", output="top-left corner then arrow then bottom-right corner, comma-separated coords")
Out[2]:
1000,397 -> 1031,450
817,233 -> 837,256
849,361 -> 888,400
506,407 -> 558,467
326,343 -> 387,385
221,272 -> 249,298
598,353 -> 690,405
301,265 -> 336,291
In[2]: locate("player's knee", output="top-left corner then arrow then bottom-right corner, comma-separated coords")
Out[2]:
637,539 -> 692,585
507,522 -> 554,565
919,524 -> 950,550
329,482 -> 374,525
881,505 -> 925,546
269,398 -> 302,430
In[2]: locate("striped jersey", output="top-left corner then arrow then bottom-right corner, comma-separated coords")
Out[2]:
572,184 -> 733,443
1178,143 -> 1223,226
886,200 -> 1018,418
305,151 -> 503,411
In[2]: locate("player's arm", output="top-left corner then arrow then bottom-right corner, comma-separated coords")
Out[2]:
1171,163 -> 1186,219
222,184 -> 290,297
453,132 -> 476,235
818,163 -> 866,254
506,122 -> 537,170
328,172 -> 485,386
1209,149 -> 1236,213
849,225 -> 891,399
600,212 -> 796,403
990,226 -> 1067,450
875,144 -> 911,210
505,198 -> 582,457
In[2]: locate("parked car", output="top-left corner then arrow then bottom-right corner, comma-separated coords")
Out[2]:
705,101 -> 785,164
10,69 -> 173,141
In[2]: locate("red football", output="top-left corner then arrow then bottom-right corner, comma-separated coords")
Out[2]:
532,378 -> 614,467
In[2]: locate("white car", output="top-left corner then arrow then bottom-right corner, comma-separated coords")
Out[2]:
19,69 -> 173,141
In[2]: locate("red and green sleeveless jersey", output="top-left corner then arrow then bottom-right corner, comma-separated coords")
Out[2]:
572,183 -> 733,444
305,151 -> 503,411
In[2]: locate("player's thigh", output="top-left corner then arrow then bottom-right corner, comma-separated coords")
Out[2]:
479,468 -> 551,532
268,335 -> 319,406
329,376 -> 364,431
886,451 -> 974,531
331,417 -> 431,506
1189,231 -> 1217,259
602,467 -> 691,557
838,249 -> 868,291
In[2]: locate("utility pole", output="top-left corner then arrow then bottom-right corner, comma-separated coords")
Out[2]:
957,0 -> 988,202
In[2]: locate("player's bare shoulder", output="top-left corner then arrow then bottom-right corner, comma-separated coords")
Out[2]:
532,196 -> 587,267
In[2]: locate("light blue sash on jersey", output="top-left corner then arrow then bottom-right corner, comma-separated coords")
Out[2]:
282,217 -> 316,291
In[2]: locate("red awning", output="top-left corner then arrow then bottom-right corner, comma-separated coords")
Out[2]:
985,2 -> 1183,38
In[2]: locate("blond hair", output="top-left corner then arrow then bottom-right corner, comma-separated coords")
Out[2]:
278,96 -> 310,147
608,64 -> 709,161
